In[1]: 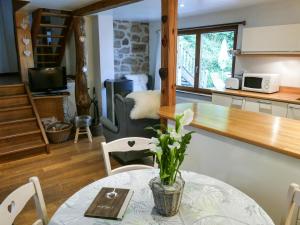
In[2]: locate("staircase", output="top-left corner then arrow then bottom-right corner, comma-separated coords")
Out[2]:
0,83 -> 49,158
31,8 -> 73,68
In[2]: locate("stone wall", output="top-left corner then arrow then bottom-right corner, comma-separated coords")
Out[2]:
113,20 -> 149,78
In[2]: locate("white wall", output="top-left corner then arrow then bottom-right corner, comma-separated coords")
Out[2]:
0,0 -> 18,73
98,14 -> 115,117
64,32 -> 76,76
149,0 -> 300,88
85,16 -> 102,117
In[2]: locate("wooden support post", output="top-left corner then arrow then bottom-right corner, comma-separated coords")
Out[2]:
73,16 -> 91,116
160,0 -> 178,107
73,0 -> 142,16
14,11 -> 34,82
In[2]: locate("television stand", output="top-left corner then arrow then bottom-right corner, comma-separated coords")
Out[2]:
32,91 -> 69,97
32,92 -> 70,121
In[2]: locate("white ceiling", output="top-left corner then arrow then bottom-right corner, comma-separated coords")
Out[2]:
111,0 -> 281,21
25,0 -> 281,21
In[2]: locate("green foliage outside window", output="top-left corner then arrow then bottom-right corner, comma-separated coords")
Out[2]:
177,31 -> 235,89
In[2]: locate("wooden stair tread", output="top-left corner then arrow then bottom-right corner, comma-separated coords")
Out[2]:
0,118 -> 36,126
0,105 -> 32,112
0,94 -> 27,99
0,140 -> 46,156
0,130 -> 41,141
0,84 -> 24,88
40,24 -> 67,28
41,12 -> 71,17
35,53 -> 60,56
36,44 -> 62,47
37,61 -> 57,64
37,34 -> 64,38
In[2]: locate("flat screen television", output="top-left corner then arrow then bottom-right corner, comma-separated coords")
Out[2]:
28,67 -> 67,92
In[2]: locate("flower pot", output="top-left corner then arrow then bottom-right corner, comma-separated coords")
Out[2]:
149,176 -> 185,217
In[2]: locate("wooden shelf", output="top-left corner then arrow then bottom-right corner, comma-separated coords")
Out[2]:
36,61 -> 57,64
35,53 -> 60,56
40,24 -> 67,29
36,44 -> 62,47
37,34 -> 64,38
41,12 -> 71,17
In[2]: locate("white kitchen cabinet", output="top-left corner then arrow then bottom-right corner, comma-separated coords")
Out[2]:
242,24 -> 300,53
230,96 -> 244,109
271,101 -> 289,117
212,93 -> 233,107
287,104 -> 300,120
244,98 -> 288,117
212,93 -> 244,109
244,98 -> 260,113
212,93 -> 293,118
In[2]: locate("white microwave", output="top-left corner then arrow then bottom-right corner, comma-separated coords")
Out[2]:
242,73 -> 280,93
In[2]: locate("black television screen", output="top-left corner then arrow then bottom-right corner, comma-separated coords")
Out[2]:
28,67 -> 67,92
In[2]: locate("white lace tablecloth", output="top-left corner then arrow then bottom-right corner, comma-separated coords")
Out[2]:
49,169 -> 274,225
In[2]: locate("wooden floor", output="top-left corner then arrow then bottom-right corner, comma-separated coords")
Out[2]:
0,136 -> 120,224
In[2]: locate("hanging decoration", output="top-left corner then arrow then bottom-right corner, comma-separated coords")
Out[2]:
20,17 -> 28,30
20,16 -> 32,58
22,34 -> 32,57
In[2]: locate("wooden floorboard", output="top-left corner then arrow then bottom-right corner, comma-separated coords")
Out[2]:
0,136 -> 120,224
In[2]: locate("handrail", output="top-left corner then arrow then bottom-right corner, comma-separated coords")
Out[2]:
24,84 -> 50,153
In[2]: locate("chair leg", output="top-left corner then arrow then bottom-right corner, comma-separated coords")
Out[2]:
74,128 -> 80,144
87,127 -> 93,143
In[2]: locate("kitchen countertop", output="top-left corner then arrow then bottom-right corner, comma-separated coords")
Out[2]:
212,87 -> 300,104
159,102 -> 300,159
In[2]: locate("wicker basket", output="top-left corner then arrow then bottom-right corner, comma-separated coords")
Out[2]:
149,176 -> 185,217
46,122 -> 73,144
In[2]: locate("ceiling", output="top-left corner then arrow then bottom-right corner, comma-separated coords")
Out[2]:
25,0 -> 281,21
111,0 -> 281,21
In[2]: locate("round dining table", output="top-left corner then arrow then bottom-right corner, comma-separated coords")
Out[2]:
49,169 -> 274,225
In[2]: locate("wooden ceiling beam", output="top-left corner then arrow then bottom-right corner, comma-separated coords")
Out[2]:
73,0 -> 142,16
13,0 -> 30,12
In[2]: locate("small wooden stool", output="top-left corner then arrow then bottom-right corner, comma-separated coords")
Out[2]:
74,115 -> 93,143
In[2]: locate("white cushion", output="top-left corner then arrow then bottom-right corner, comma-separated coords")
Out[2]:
125,74 -> 148,91
127,90 -> 161,119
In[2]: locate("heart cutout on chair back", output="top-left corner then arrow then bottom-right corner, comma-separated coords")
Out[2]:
128,141 -> 135,147
7,201 -> 16,213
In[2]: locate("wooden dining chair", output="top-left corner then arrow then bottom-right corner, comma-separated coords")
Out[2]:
283,183 -> 300,225
101,137 -> 157,176
0,177 -> 48,225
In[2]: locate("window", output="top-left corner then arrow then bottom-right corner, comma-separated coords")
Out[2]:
176,25 -> 238,92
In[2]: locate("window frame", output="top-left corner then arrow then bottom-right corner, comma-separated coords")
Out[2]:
176,24 -> 239,94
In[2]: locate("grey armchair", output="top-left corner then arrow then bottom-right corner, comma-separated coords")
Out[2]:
100,94 -> 160,163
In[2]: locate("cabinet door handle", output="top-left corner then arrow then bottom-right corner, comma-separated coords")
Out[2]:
258,101 -> 272,105
232,97 -> 243,101
288,106 -> 300,110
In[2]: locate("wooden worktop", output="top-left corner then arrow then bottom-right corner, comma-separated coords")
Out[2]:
159,103 -> 300,159
212,87 -> 300,104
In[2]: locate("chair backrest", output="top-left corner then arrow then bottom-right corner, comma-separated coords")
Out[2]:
284,183 -> 300,225
0,177 -> 48,225
101,137 -> 157,176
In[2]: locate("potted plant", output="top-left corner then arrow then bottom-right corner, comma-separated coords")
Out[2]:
148,109 -> 194,217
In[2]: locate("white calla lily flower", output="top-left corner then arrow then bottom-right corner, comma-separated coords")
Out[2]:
180,109 -> 194,126
150,137 -> 159,145
168,142 -> 180,151
170,130 -> 182,142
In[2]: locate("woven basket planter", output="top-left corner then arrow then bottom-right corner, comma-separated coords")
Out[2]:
149,176 -> 185,217
46,122 -> 73,144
